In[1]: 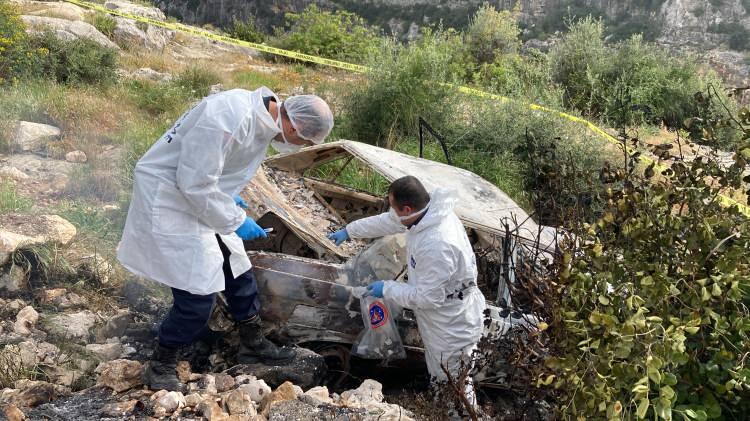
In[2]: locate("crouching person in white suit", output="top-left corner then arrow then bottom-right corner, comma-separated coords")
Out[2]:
328,176 -> 487,408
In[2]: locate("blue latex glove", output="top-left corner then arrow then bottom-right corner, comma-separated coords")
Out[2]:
233,195 -> 248,209
327,229 -> 349,246
235,217 -> 267,241
366,281 -> 384,298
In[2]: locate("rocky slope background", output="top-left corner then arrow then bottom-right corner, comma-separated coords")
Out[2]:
155,0 -> 750,89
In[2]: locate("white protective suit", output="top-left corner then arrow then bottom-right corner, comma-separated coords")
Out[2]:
346,188 -> 487,385
117,87 -> 280,295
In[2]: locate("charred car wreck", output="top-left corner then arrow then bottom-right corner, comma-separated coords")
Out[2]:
222,140 -> 557,387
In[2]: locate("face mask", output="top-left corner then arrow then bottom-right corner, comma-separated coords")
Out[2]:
389,204 -> 429,224
271,104 -> 303,154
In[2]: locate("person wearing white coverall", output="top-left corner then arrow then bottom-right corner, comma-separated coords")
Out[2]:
328,175 -> 487,406
117,86 -> 333,391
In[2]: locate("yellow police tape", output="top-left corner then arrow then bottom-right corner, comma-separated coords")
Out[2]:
63,0 -> 750,217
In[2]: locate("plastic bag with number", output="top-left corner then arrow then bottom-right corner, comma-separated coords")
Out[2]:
351,293 -> 407,360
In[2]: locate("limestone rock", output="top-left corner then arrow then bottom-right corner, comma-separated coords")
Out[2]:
111,17 -> 173,50
13,306 -> 38,336
21,1 -> 89,21
304,386 -> 332,405
0,166 -> 29,181
76,254 -> 112,284
95,359 -> 144,393
292,384 -> 303,398
132,67 -> 172,82
12,121 -> 60,152
44,310 -> 97,340
21,15 -> 118,49
2,404 -> 25,421
198,399 -> 230,421
340,379 -> 384,409
223,389 -> 257,416
86,342 -> 123,361
154,391 -> 185,415
176,360 -> 192,383
236,377 -> 271,403
215,373 -> 235,393
199,374 -> 218,394
2,154 -> 80,194
0,214 -> 77,266
39,288 -> 85,309
184,392 -> 204,408
64,150 -> 87,163
100,399 -> 143,417
259,381 -> 296,415
10,381 -> 57,408
105,0 -> 166,20
6,299 -> 27,313
93,309 -> 132,342
0,266 -> 27,292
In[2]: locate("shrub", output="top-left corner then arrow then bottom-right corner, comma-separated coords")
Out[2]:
125,79 -> 189,116
545,105 -> 750,420
464,3 -> 521,64
339,29 -> 462,148
228,17 -> 264,43
473,48 -> 563,105
273,5 -> 379,63
87,12 -> 116,39
173,65 -> 221,97
549,16 -> 608,116
30,31 -> 118,85
0,0 -> 47,84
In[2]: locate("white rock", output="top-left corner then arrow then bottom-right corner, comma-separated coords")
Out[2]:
6,299 -> 26,312
64,150 -> 87,163
155,391 -> 185,414
20,15 -> 119,49
45,310 -> 98,340
132,67 -> 172,82
13,306 -> 38,336
0,166 -> 29,181
95,359 -> 144,393
223,389 -> 257,416
77,254 -> 112,284
0,214 -> 77,266
0,265 -> 27,292
104,0 -> 166,20
198,374 -> 218,394
22,1 -> 89,21
12,121 -> 60,152
292,385 -> 303,398
86,342 -> 123,361
237,378 -> 271,403
304,386 -> 332,404
2,154 -> 80,193
184,392 -> 204,407
340,379 -> 384,408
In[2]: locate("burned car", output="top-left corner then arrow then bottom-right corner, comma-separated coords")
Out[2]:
236,140 -> 557,384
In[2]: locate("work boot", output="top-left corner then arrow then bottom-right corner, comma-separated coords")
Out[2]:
144,343 -> 183,392
237,316 -> 296,365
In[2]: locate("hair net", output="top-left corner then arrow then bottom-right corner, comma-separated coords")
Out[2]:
284,95 -> 334,144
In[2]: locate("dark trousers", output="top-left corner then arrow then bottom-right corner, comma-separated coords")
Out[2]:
158,235 -> 261,348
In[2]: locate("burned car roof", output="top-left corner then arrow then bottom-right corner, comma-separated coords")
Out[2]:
263,140 -> 556,251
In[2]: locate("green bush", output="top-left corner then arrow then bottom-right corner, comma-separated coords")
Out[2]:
273,5 -> 379,63
87,12 -> 117,39
30,31 -> 118,85
173,65 -> 221,97
551,19 -> 741,148
473,49 -> 563,105
464,3 -> 521,65
338,29 -> 462,148
228,17 -> 264,43
550,16 -> 608,116
0,1 -> 47,84
545,110 -> 750,420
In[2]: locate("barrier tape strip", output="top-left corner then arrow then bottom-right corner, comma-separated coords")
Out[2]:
61,0 -> 750,217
